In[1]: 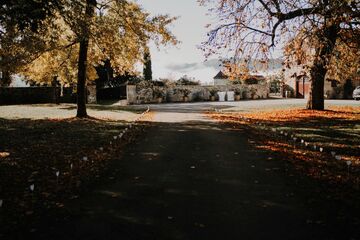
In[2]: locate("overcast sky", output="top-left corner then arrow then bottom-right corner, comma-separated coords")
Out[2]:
136,0 -> 220,85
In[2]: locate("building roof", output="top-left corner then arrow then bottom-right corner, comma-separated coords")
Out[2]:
213,71 -> 228,79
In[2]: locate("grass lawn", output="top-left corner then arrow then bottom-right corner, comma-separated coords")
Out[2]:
210,106 -> 360,187
0,103 -> 147,121
0,116 -> 148,236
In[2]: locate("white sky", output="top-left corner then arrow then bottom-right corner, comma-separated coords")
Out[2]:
136,0 -> 219,85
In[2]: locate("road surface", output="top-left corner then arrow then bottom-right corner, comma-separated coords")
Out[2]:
26,100 -> 359,240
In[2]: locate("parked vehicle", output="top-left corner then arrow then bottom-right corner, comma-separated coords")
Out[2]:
353,86 -> 360,100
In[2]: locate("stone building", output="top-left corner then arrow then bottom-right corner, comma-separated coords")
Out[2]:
283,65 -> 360,99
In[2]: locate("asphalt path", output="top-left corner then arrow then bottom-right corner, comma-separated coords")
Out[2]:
27,100 -> 360,240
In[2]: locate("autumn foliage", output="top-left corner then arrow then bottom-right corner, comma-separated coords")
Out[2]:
200,0 -> 360,110
209,107 -> 360,186
216,107 -> 360,123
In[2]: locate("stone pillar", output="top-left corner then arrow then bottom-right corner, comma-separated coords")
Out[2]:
127,85 -> 137,104
87,85 -> 97,104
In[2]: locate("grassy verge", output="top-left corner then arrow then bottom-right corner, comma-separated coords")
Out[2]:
0,117 -> 148,236
88,103 -> 148,114
209,106 -> 360,187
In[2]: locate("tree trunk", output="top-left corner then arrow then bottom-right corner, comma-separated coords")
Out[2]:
76,38 -> 89,118
0,70 -> 12,87
76,0 -> 96,118
306,24 -> 339,110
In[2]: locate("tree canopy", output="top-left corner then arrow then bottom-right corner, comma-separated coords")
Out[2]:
284,28 -> 360,85
0,0 -> 62,32
0,0 -> 178,116
199,0 -> 360,110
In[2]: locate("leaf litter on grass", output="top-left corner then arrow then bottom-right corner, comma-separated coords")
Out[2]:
0,117 -> 147,236
209,106 -> 360,186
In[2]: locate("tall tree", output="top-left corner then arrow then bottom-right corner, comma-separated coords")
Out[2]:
284,28 -> 360,93
0,0 -> 61,32
76,0 -> 96,117
0,1 -> 63,85
1,0 -> 178,117
199,0 -> 360,110
143,46 -> 152,81
0,70 -> 12,86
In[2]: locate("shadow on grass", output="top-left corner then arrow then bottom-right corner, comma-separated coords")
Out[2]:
1,118 -> 360,240
87,105 -> 145,113
262,117 -> 360,156
0,117 -> 148,238
22,120 -> 360,240
213,108 -> 360,158
58,104 -> 145,114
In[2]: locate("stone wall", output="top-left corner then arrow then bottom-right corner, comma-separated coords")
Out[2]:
128,83 -> 269,104
126,85 -> 137,104
87,85 -> 97,104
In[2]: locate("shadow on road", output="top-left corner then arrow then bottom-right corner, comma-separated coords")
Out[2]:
25,121 -> 360,240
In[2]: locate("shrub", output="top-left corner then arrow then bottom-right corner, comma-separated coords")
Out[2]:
208,87 -> 218,96
233,87 -> 242,95
173,88 -> 192,97
152,87 -> 166,99
176,76 -> 200,86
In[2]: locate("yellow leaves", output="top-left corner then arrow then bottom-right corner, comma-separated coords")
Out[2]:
20,43 -> 79,85
15,0 -> 178,85
0,152 -> 10,158
327,39 -> 360,82
89,0 -> 178,74
221,60 -> 251,80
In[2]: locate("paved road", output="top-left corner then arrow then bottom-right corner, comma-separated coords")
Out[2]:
28,100 -> 359,240
144,98 -> 359,114
140,98 -> 359,122
1,99 -> 357,121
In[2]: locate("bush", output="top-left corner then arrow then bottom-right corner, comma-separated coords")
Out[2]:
152,87 -> 166,99
176,76 -> 200,86
208,87 -> 219,96
233,87 -> 242,95
174,88 -> 192,97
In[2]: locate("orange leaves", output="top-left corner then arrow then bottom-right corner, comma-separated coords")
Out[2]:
209,106 -> 360,186
211,106 -> 360,124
